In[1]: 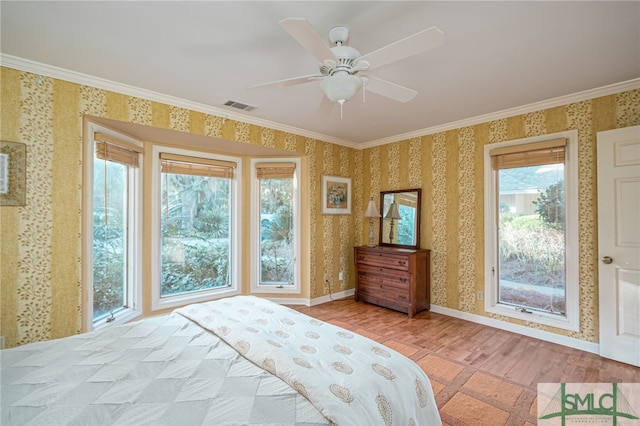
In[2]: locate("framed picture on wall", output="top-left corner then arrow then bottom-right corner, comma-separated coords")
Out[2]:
322,175 -> 351,214
0,141 -> 27,206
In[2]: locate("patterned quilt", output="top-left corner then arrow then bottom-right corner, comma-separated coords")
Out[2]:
1,309 -> 329,425
1,296 -> 441,426
177,296 -> 441,426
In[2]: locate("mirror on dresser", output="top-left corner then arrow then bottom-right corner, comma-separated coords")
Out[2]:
379,188 -> 421,249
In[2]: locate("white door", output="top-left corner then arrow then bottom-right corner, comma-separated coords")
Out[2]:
597,125 -> 640,367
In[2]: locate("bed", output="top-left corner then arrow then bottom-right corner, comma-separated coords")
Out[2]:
1,295 -> 441,425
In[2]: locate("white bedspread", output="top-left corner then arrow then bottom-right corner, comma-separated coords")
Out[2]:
2,296 -> 441,426
1,310 -> 330,425
177,296 -> 441,426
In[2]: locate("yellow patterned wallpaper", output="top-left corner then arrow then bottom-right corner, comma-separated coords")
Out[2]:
0,67 -> 355,347
357,89 -> 640,343
1,65 -> 638,348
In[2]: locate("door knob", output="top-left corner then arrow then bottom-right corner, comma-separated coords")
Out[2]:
602,256 -> 613,264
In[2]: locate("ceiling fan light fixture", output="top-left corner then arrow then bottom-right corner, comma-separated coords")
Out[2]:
250,18 -> 445,115
321,73 -> 363,103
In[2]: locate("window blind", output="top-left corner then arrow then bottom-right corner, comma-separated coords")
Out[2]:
490,138 -> 566,170
396,192 -> 418,208
160,153 -> 236,178
255,162 -> 296,179
94,132 -> 142,168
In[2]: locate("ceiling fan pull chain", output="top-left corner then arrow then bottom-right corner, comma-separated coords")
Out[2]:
362,78 -> 367,103
338,99 -> 345,119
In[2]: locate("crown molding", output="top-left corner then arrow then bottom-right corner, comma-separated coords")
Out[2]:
2,54 -> 637,150
360,78 -> 640,149
0,54 -> 358,148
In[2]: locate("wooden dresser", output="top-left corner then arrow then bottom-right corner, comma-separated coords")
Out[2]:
354,246 -> 431,317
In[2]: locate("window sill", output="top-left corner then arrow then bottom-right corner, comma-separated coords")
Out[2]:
252,284 -> 301,294
152,286 -> 240,312
92,307 -> 142,331
485,303 -> 579,332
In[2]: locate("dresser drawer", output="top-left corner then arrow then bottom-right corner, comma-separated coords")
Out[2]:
355,252 -> 410,271
357,264 -> 410,289
358,282 -> 410,305
379,270 -> 411,289
356,265 -> 382,283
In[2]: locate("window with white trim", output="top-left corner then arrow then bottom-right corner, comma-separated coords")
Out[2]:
251,159 -> 300,293
484,131 -> 579,331
152,147 -> 241,310
84,126 -> 142,329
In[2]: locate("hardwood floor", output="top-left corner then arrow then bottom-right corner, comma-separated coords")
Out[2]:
291,297 -> 640,388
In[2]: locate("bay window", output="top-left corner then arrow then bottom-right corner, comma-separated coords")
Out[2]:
251,159 -> 300,293
84,126 -> 142,329
152,147 -> 241,310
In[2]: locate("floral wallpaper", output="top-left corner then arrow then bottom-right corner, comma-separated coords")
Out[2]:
0,67 -> 355,347
1,65 -> 638,348
15,73 -> 54,346
358,89 -> 640,343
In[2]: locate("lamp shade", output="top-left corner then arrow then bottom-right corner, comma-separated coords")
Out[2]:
364,199 -> 380,217
384,202 -> 402,220
321,73 -> 363,103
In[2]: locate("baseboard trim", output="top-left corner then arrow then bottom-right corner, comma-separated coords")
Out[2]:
310,289 -> 355,306
265,289 -> 355,307
430,304 -> 600,355
263,297 -> 312,306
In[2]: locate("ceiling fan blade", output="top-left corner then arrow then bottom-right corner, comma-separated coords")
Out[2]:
359,26 -> 444,71
245,74 -> 322,90
363,75 -> 417,103
279,18 -> 336,64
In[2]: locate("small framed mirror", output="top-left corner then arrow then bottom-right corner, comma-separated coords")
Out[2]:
379,188 -> 422,249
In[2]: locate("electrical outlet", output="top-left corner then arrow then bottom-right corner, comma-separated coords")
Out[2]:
477,291 -> 484,301
324,274 -> 329,283
338,271 -> 344,281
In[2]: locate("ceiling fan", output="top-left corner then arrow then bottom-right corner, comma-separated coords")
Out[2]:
246,18 -> 444,117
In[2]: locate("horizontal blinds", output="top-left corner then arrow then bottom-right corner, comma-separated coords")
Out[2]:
490,138 -> 566,170
160,152 -> 236,178
396,193 -> 417,207
256,162 -> 296,179
94,132 -> 142,168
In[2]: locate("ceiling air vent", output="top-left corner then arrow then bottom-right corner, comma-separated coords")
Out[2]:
224,100 -> 256,111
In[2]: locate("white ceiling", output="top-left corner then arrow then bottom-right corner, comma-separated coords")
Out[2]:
2,1 -> 639,146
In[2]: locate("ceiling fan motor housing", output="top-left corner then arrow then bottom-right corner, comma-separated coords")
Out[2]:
330,45 -> 361,74
328,26 -> 350,45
